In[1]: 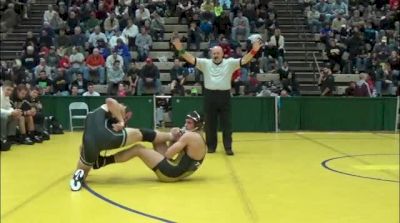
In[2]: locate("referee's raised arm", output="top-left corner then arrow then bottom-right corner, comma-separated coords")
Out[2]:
171,37 -> 196,65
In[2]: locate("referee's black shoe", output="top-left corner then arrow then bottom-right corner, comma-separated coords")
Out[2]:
225,148 -> 234,156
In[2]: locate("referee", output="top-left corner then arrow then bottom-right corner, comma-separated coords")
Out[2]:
171,37 -> 263,155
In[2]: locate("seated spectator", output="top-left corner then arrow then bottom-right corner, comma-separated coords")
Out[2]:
348,9 -> 365,28
85,48 -> 106,84
331,13 -> 347,34
66,11 -> 80,35
331,0 -> 348,17
11,59 -> 29,85
266,29 -> 285,68
318,67 -> 334,96
354,73 -> 372,97
265,12 -> 279,38
115,0 -> 129,19
70,26 -> 88,48
307,6 -> 321,34
28,87 -> 49,140
70,84 -> 79,96
82,12 -> 101,35
88,26 -> 108,48
135,4 -> 151,26
34,58 -> 52,81
49,12 -> 64,33
150,11 -> 165,41
326,38 -> 343,72
242,2 -> 257,32
46,47 -> 60,72
373,37 -> 390,63
219,0 -> 231,9
344,81 -> 356,96
117,82 -> 128,97
170,58 -> 187,96
214,10 -> 231,37
114,38 -> 131,69
96,2 -> 109,21
58,2 -> 68,21
122,19 -> 139,50
231,69 -> 242,96
36,70 -> 52,95
107,60 -> 125,95
200,0 -> 214,21
135,27 -> 153,61
52,68 -> 70,96
199,18 -> 213,42
219,37 -> 232,58
231,11 -> 250,41
24,31 -> 38,50
0,3 -> 18,36
187,22 -> 202,50
21,46 -> 40,77
11,84 -> 41,145
137,57 -> 161,95
177,0 -> 193,23
106,51 -> 124,70
39,30 -> 53,49
244,72 -> 260,96
104,12 -> 119,39
344,30 -> 364,73
109,29 -> 127,49
55,29 -> 71,52
83,82 -> 100,96
388,50 -> 400,85
1,81 -> 22,150
373,63 -> 395,96
43,5 -> 56,24
71,72 -> 88,95
125,59 -> 140,95
68,46 -> 88,82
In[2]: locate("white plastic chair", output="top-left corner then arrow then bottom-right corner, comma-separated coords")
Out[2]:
69,102 -> 89,132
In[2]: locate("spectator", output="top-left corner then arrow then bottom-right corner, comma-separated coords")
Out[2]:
34,58 -> 52,80
326,38 -> 343,72
96,3 -> 109,21
85,48 -> 106,84
24,31 -> 38,49
388,50 -> 400,85
373,37 -> 390,63
344,81 -> 356,96
135,27 -> 153,62
39,30 -> 53,49
187,22 -> 202,51
125,59 -> 140,95
97,39 -> 111,60
200,0 -> 214,21
21,45 -> 40,76
122,19 -> 139,50
58,2 -> 68,21
83,82 -> 100,96
109,30 -> 128,50
58,53 -> 70,71
374,63 -> 395,96
36,70 -> 52,95
69,46 -> 88,83
106,51 -> 124,70
348,10 -> 365,28
266,29 -> 285,68
137,57 -> 161,95
0,3 -> 18,36
12,84 -> 42,144
307,6 -> 321,33
114,0 -> 129,19
107,60 -> 125,95
177,0 -> 193,23
135,4 -> 151,26
117,82 -> 128,97
265,12 -> 279,38
170,58 -> 187,96
219,37 -> 232,58
1,81 -> 23,150
199,18 -> 213,42
150,11 -> 165,41
104,12 -> 119,39
318,67 -> 335,96
214,11 -> 231,37
52,68 -> 70,96
331,0 -> 348,16
70,26 -> 88,48
331,13 -> 347,34
70,84 -> 79,96
66,11 -> 80,35
82,12 -> 101,35
71,72 -> 88,95
242,1 -> 257,32
12,59 -> 29,85
114,38 -> 131,71
88,26 -> 107,48
55,29 -> 71,51
28,87 -> 49,140
231,11 -> 250,41
354,73 -> 372,97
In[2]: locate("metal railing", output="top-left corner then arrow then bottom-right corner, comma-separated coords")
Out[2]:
312,52 -> 321,84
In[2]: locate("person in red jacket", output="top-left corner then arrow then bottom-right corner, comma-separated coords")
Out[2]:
85,48 -> 106,84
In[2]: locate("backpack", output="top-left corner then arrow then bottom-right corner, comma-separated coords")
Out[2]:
45,116 -> 64,134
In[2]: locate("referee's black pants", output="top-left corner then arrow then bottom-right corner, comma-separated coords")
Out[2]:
204,89 -> 232,152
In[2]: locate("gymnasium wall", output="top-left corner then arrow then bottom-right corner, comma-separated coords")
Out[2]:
40,96 -> 398,132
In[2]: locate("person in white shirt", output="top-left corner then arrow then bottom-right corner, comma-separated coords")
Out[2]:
122,19 -> 139,50
83,82 -> 101,96
109,30 -> 127,49
171,36 -> 263,155
43,5 -> 57,24
135,4 -> 151,26
1,81 -> 22,150
88,26 -> 108,47
106,51 -> 124,70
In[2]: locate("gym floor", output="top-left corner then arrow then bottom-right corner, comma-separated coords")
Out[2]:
1,132 -> 399,223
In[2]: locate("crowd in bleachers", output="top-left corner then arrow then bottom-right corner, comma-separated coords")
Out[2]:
0,0 -> 303,98
303,0 -> 399,96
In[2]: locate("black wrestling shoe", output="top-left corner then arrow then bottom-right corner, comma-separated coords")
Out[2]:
1,138 -> 11,151
70,169 -> 85,191
93,156 -> 106,170
207,148 -> 216,153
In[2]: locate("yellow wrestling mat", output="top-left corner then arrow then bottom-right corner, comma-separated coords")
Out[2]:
1,132 -> 399,223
